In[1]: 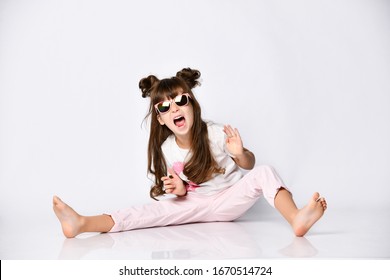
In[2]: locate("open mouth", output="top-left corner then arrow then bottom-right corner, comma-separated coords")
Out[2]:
173,116 -> 186,127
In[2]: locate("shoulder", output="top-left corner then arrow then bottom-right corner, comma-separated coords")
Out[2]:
206,121 -> 225,136
161,134 -> 175,151
205,121 -> 226,148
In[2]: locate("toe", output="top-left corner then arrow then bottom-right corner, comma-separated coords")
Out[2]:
53,196 -> 61,205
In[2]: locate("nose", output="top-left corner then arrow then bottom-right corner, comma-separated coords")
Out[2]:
170,100 -> 179,112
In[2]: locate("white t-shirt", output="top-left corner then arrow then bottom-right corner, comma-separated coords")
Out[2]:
161,122 -> 243,195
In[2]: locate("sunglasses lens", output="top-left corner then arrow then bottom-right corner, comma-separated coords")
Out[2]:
175,94 -> 189,106
155,94 -> 190,114
157,101 -> 170,113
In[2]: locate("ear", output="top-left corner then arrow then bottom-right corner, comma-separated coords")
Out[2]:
157,115 -> 165,125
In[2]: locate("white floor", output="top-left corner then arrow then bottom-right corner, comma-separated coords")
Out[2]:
1,203 -> 389,260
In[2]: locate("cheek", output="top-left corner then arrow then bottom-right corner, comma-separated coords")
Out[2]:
157,114 -> 169,126
188,108 -> 196,124
185,105 -> 195,118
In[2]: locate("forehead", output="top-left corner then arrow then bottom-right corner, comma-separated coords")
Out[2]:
154,87 -> 184,102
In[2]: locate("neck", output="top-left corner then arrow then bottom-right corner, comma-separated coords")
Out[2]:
175,134 -> 192,150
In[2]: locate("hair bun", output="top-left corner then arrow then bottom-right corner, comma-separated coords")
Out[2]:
176,68 -> 201,89
139,75 -> 159,98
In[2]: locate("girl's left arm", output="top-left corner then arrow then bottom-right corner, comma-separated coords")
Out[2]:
232,147 -> 256,170
223,125 -> 256,170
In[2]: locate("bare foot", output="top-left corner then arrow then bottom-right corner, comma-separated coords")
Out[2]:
53,196 -> 84,238
292,192 -> 327,237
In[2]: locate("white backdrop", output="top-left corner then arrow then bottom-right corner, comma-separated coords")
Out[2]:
1,0 -> 389,227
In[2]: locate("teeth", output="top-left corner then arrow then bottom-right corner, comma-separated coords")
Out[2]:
174,116 -> 183,120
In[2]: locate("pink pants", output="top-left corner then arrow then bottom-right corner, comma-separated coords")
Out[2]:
108,165 -> 287,233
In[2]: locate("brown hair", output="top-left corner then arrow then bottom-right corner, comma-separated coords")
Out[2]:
139,68 -> 225,199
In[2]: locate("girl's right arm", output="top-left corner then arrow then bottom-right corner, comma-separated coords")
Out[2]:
161,168 -> 187,197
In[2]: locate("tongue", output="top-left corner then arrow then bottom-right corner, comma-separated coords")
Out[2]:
175,118 -> 185,127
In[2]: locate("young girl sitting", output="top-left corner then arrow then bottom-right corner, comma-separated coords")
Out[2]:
53,68 -> 327,238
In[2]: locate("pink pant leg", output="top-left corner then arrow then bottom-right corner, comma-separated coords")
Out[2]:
108,194 -> 213,232
208,165 -> 289,222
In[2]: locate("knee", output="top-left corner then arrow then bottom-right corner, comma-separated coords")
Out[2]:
258,165 -> 284,183
252,165 -> 275,174
251,164 -> 275,178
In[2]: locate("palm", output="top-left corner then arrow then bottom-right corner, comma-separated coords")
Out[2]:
223,125 -> 244,157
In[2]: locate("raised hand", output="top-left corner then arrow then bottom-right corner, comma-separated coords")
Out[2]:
223,124 -> 244,157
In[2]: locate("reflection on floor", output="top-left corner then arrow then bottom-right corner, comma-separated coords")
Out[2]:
1,205 -> 389,259
58,221 -> 323,260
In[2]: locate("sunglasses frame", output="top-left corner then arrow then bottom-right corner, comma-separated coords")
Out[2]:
154,93 -> 192,115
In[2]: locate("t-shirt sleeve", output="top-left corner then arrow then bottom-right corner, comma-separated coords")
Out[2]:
208,122 -> 236,158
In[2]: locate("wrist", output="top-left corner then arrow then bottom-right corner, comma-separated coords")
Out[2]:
232,149 -> 255,170
232,149 -> 245,159
176,188 -> 187,197
176,181 -> 188,197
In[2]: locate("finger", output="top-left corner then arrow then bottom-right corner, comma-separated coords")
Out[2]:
227,125 -> 235,136
234,128 -> 241,139
224,124 -> 235,138
223,125 -> 230,136
164,185 -> 176,193
164,180 -> 174,186
230,127 -> 240,139
165,184 -> 175,189
161,176 -> 171,181
167,167 -> 177,178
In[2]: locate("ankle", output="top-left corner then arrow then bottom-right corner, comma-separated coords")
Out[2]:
77,216 -> 87,234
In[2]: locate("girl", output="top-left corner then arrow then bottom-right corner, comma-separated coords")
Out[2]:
53,68 -> 327,238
